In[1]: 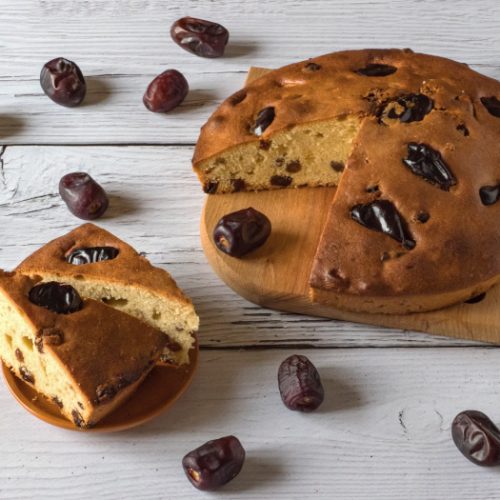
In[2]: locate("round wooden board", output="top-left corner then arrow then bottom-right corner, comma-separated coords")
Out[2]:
201,187 -> 500,345
200,65 -> 500,346
1,347 -> 198,432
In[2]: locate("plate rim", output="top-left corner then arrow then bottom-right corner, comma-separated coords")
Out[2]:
1,345 -> 199,433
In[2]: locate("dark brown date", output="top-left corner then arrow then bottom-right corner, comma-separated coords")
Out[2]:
402,143 -> 456,191
251,107 -> 275,136
143,69 -> 189,113
182,435 -> 245,490
355,63 -> 397,77
171,17 -> 229,58
213,207 -> 271,257
40,57 -> 86,107
59,172 -> 109,220
379,93 -> 433,123
29,282 -> 83,314
66,247 -> 119,265
479,185 -> 500,206
452,410 -> 500,466
481,96 -> 500,118
278,354 -> 324,412
351,199 -> 416,250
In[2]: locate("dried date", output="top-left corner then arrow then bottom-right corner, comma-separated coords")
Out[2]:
213,207 -> 271,257
278,354 -> 324,411
452,410 -> 500,466
182,435 -> 245,490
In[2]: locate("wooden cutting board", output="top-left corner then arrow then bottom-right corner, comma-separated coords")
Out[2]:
200,67 -> 499,344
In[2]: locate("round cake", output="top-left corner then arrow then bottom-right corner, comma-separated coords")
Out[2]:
193,49 -> 500,314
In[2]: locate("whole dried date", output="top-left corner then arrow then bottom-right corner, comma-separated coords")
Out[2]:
213,207 -> 271,257
40,57 -> 86,107
452,410 -> 500,466
171,17 -> 229,58
182,435 -> 245,490
278,354 -> 324,412
143,69 -> 189,113
59,172 -> 109,220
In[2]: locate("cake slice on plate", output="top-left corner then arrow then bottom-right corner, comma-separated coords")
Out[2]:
0,271 -> 166,428
17,224 -> 199,365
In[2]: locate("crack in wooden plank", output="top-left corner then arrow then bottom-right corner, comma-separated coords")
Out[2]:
0,145 -> 6,187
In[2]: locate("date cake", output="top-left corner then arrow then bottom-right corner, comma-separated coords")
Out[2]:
0,271 -> 166,428
193,49 -> 500,313
17,224 -> 199,364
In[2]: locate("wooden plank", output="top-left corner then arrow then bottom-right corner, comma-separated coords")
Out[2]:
0,0 -> 499,144
1,347 -> 500,499
0,144 -> 483,347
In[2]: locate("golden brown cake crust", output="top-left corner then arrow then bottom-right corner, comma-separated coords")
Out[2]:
193,48 -> 500,168
16,223 -> 192,306
193,49 -> 500,313
0,272 -> 166,424
309,109 -> 500,312
1,272 -> 166,399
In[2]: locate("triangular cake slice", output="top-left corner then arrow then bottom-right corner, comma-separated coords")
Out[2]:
16,224 -> 199,365
0,272 -> 166,428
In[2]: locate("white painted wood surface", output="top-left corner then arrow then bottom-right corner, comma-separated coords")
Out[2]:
3,349 -> 500,499
0,1 -> 499,499
0,0 -> 499,144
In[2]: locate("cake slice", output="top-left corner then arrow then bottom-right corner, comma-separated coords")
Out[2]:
16,224 -> 199,365
0,272 -> 167,428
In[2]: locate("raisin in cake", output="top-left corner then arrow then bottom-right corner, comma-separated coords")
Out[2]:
193,49 -> 500,313
17,224 -> 199,364
0,272 -> 166,428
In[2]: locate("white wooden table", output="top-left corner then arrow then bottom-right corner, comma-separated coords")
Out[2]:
1,1 -> 500,498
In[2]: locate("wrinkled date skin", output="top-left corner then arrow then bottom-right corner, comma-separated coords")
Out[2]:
278,354 -> 324,412
143,69 -> 189,113
66,247 -> 119,265
213,207 -> 271,257
29,282 -> 83,314
40,57 -> 86,107
59,172 -> 109,220
171,16 -> 229,58
452,410 -> 500,466
182,435 -> 245,490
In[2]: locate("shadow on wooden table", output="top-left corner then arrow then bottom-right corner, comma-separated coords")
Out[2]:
81,76 -> 113,107
102,193 -> 142,219
317,367 -> 365,413
224,41 -> 259,58
0,115 -> 25,140
221,454 -> 284,493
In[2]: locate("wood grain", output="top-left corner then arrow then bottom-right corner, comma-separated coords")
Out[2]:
201,66 -> 500,345
2,347 -> 500,499
0,0 -> 499,144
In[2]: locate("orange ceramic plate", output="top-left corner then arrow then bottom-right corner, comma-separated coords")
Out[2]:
1,346 -> 198,432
